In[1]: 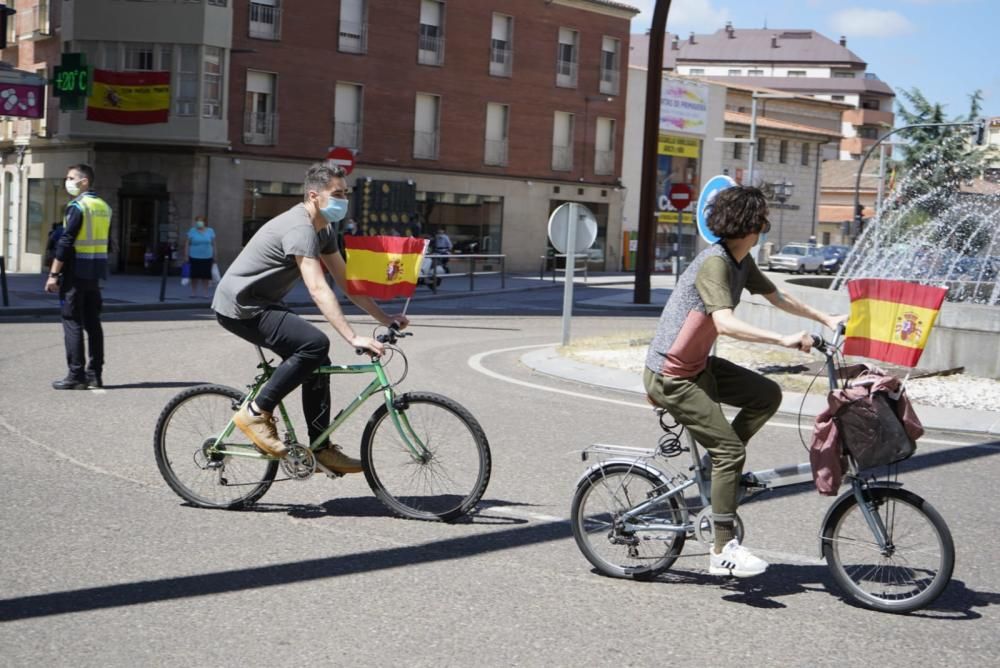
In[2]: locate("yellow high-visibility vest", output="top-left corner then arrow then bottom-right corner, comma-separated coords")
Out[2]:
67,194 -> 112,260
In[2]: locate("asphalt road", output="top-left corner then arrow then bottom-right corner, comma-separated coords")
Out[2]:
1,286 -> 997,667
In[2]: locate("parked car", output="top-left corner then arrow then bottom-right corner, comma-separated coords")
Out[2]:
767,243 -> 823,274
819,245 -> 852,274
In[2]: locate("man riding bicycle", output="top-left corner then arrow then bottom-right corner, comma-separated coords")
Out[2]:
212,164 -> 408,474
643,185 -> 845,578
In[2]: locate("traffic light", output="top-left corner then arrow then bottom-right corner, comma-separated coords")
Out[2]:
0,5 -> 15,50
973,118 -> 988,146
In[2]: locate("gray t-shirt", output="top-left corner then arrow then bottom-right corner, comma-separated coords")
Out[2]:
212,203 -> 339,319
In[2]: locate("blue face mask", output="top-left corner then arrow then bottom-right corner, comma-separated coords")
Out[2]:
320,197 -> 349,223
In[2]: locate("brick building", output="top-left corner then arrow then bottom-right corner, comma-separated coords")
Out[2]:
1,0 -> 637,274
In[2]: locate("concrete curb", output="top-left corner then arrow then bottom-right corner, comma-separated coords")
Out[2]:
522,346 -> 1000,437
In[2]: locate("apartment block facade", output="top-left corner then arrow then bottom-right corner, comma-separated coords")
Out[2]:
1,0 -> 637,274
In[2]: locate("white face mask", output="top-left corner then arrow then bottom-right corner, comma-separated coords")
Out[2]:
65,178 -> 83,197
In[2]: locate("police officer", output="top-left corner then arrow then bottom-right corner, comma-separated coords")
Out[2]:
45,164 -> 112,390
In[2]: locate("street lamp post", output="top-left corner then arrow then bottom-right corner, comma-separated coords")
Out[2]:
773,179 -> 794,249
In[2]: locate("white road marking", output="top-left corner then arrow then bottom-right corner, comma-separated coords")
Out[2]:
489,507 -> 567,523
468,343 -> 986,447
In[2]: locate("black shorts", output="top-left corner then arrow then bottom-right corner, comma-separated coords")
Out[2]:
189,257 -> 213,280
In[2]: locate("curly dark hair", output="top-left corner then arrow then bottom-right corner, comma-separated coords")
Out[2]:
706,185 -> 771,239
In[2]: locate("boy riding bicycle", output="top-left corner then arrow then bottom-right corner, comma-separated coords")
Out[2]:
643,185 -> 845,577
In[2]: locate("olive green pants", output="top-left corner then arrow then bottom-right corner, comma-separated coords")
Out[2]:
643,357 -> 782,522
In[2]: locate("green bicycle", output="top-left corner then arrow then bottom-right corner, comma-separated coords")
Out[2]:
153,325 -> 492,521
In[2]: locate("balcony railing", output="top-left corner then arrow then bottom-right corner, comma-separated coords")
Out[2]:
338,20 -> 368,54
249,2 -> 281,40
418,33 -> 445,66
413,130 -> 439,159
484,139 -> 508,166
489,46 -> 512,77
556,60 -> 577,88
334,121 -> 361,150
599,68 -> 619,96
552,145 -> 573,171
244,111 -> 278,145
594,149 -> 615,175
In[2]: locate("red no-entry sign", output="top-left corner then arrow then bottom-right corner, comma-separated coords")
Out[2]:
325,147 -> 355,175
668,183 -> 694,211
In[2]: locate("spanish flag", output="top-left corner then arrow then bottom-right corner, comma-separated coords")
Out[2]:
344,236 -> 425,299
844,279 -> 948,367
86,70 -> 170,125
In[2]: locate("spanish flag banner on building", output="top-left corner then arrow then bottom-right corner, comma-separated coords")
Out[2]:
344,236 -> 425,299
86,70 -> 170,125
844,279 -> 948,367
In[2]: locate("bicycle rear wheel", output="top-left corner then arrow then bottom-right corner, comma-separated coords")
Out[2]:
361,392 -> 491,522
822,486 -> 954,613
571,463 -> 686,580
154,384 -> 278,509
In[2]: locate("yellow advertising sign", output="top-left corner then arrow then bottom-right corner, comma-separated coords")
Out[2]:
656,212 -> 695,224
657,134 -> 700,158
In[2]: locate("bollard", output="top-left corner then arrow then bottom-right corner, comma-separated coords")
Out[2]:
0,256 -> 8,306
159,252 -> 168,302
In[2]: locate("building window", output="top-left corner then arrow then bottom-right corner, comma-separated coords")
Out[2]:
747,69 -> 764,76
858,126 -> 880,140
418,0 -> 445,66
202,46 -> 223,118
334,82 -> 362,149
413,93 -> 440,159
484,102 -> 509,166
125,45 -> 154,70
552,111 -> 574,171
728,69 -> 741,76
599,36 -> 620,95
733,135 -> 743,160
175,45 -> 198,116
779,139 -> 788,164
831,95 -> 845,102
244,70 -> 277,144
556,27 -> 578,88
757,136 -> 766,162
688,68 -> 705,75
787,70 -> 806,77
594,117 -> 615,175
833,71 -> 855,78
801,142 -> 810,166
861,98 -> 881,111
339,0 -> 367,54
489,13 -> 513,77
5,1 -> 15,46
249,0 -> 281,40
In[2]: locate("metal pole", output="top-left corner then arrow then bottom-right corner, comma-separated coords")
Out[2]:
561,203 -> 578,346
747,94 -> 758,187
634,0 -> 673,305
0,256 -> 8,307
875,143 -> 887,213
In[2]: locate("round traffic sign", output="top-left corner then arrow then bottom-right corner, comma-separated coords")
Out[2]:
325,146 -> 356,175
667,183 -> 694,211
547,202 -> 597,253
695,175 -> 736,244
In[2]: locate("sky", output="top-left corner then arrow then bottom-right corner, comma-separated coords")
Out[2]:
627,0 -> 997,119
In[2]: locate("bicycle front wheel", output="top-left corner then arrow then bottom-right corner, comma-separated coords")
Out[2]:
154,384 -> 278,509
361,392 -> 491,522
571,463 -> 686,580
822,486 -> 954,613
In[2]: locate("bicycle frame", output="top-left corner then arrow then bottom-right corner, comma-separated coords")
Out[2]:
208,346 -> 430,462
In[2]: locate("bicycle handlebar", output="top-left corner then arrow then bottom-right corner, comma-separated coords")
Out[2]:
354,322 -> 412,356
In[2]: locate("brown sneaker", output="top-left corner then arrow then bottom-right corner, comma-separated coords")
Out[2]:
315,444 -> 363,474
233,405 -> 288,458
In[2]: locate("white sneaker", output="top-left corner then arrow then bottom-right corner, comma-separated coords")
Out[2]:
709,539 -> 769,578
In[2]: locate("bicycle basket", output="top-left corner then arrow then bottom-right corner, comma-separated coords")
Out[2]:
834,392 -> 916,470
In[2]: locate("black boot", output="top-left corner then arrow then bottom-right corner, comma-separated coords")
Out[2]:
53,376 -> 88,390
86,370 -> 103,388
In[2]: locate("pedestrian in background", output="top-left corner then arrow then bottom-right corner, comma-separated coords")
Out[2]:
434,227 -> 452,272
45,164 -> 112,390
184,215 -> 216,298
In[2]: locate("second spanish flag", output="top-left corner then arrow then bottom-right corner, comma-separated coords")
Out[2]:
843,279 -> 947,367
86,69 -> 171,125
343,236 -> 426,299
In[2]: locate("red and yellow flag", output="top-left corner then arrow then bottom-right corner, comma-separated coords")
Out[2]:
844,279 -> 947,367
86,70 -> 171,125
343,236 -> 425,299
